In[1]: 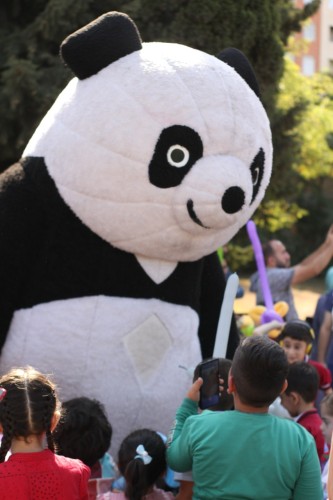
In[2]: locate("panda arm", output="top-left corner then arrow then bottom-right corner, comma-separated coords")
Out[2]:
198,252 -> 240,359
0,162 -> 45,352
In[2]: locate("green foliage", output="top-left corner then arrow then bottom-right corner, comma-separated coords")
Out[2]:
224,243 -> 254,273
0,0 -> 129,170
264,59 -> 333,226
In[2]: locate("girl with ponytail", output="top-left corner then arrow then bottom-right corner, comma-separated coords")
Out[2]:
0,366 -> 90,499
100,429 -> 173,500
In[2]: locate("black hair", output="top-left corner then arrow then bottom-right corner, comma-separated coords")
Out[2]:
277,320 -> 315,345
53,396 -> 112,468
285,362 -> 319,403
118,429 -> 167,500
231,336 -> 289,407
193,358 -> 233,411
262,241 -> 275,265
0,366 -> 60,462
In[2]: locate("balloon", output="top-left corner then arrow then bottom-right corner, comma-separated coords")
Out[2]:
213,272 -> 239,357
246,220 -> 283,324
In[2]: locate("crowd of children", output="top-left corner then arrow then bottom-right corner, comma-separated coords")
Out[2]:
0,318 -> 332,499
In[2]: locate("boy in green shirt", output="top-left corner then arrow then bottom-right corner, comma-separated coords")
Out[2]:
167,336 -> 322,500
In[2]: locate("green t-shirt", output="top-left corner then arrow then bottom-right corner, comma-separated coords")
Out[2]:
167,399 -> 322,500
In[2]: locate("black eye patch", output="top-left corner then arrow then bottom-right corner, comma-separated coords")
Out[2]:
250,148 -> 265,204
149,125 -> 203,188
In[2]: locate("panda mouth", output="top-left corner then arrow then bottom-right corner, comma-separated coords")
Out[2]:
187,199 -> 210,229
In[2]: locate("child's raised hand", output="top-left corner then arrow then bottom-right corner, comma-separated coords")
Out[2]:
219,378 -> 225,395
187,377 -> 203,402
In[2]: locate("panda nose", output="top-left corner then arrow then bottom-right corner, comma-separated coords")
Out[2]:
221,186 -> 245,214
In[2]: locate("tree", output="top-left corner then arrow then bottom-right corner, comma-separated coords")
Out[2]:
265,59 -> 333,261
0,0 -> 127,170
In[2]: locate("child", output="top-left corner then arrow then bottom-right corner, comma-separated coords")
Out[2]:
167,336 -> 322,499
280,361 -> 325,463
0,366 -> 90,499
174,358 -> 233,500
53,396 -> 115,477
53,396 -> 116,497
320,393 -> 333,499
98,429 -> 173,499
278,319 -> 332,394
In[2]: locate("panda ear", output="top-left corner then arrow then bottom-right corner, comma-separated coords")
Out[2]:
217,48 -> 261,99
60,11 -> 142,80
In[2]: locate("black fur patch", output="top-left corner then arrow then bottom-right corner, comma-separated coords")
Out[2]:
250,148 -> 265,204
60,12 -> 142,79
149,125 -> 203,188
217,48 -> 261,99
221,186 -> 245,214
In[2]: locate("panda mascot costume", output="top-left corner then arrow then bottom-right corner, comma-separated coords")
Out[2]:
0,12 -> 272,452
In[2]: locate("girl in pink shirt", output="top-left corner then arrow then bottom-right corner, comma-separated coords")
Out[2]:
99,429 -> 173,500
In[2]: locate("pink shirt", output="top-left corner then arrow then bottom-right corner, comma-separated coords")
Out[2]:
98,486 -> 174,500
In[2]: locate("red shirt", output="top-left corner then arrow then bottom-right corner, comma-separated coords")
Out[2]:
0,449 -> 90,499
308,359 -> 332,391
296,409 -> 325,463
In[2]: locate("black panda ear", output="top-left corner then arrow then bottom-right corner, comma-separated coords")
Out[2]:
217,48 -> 261,99
60,11 -> 142,80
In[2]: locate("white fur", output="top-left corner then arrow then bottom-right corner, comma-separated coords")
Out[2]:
23,42 -> 272,263
0,296 -> 201,454
135,255 -> 178,283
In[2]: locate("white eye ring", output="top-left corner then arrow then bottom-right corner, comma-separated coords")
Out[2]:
252,167 -> 259,186
167,145 -> 190,168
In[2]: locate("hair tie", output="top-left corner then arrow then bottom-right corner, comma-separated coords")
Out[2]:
0,388 -> 7,402
134,444 -> 152,465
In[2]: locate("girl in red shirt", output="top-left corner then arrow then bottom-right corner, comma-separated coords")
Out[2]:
0,366 -> 90,499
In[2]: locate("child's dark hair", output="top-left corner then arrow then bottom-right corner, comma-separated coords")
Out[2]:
0,366 -> 60,462
118,429 -> 167,500
277,320 -> 315,345
231,336 -> 289,407
193,358 -> 233,410
285,362 -> 319,402
53,396 -> 112,467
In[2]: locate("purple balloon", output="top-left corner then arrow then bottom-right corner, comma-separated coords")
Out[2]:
246,220 -> 283,324
261,309 -> 284,324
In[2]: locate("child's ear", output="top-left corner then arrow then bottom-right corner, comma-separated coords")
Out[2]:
280,379 -> 288,395
51,410 -> 61,432
289,391 -> 300,406
227,371 -> 235,394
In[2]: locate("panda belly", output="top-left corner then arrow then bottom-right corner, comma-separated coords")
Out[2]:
0,295 -> 201,453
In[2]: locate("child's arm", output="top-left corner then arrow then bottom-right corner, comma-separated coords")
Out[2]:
166,378 -> 202,472
175,480 -> 194,500
252,320 -> 284,337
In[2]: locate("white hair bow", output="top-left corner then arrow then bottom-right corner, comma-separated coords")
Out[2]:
135,444 -> 152,465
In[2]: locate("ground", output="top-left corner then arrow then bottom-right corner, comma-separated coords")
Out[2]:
234,276 -> 325,321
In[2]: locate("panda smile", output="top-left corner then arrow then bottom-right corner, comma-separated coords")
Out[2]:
187,199 -> 210,229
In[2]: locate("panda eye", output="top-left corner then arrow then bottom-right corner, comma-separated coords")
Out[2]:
167,145 -> 190,168
252,167 -> 259,186
149,125 -> 203,188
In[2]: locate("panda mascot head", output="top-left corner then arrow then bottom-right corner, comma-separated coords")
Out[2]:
0,12 -> 273,454
24,11 -> 272,281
